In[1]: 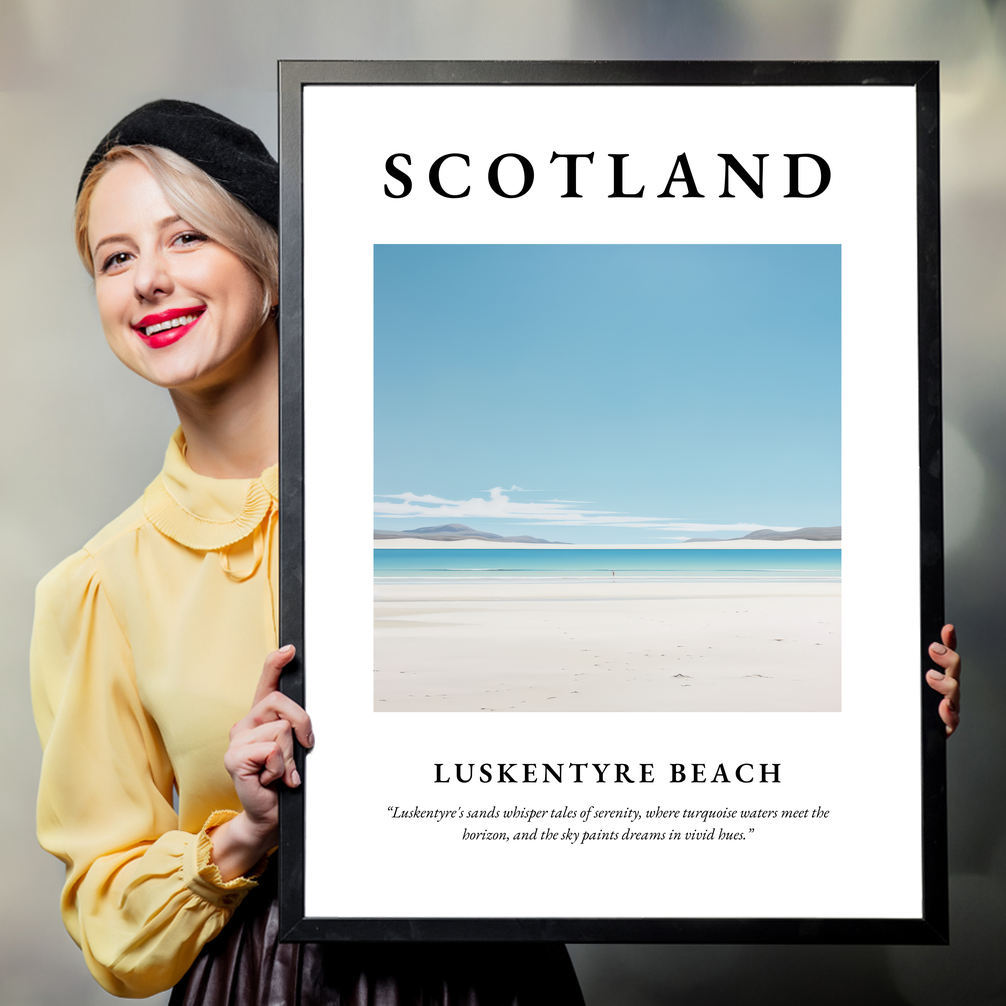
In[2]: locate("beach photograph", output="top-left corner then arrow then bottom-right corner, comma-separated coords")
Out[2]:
373,245 -> 841,712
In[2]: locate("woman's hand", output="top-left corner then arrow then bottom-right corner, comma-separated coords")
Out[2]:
926,624 -> 960,737
209,645 -> 314,881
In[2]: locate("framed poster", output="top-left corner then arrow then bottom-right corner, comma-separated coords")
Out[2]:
277,61 -> 946,943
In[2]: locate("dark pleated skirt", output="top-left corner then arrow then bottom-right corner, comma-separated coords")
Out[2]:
169,869 -> 584,1006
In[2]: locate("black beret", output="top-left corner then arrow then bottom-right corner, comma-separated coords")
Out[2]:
78,99 -> 278,228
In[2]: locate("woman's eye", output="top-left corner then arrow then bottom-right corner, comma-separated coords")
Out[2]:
173,231 -> 208,248
101,251 -> 132,273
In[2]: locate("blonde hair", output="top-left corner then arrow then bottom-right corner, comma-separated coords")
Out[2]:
75,145 -> 278,322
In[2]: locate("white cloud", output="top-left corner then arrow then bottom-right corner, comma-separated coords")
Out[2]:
375,486 -> 621,522
375,491 -> 458,505
628,522 -> 800,532
374,486 -> 797,532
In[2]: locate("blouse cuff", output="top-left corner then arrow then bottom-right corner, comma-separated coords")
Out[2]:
183,810 -> 269,909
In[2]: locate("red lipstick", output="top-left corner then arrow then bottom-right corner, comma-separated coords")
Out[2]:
132,306 -> 205,349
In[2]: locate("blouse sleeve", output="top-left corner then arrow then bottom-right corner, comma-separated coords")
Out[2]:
31,549 -> 262,998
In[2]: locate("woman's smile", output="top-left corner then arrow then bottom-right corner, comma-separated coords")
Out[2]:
133,306 -> 207,347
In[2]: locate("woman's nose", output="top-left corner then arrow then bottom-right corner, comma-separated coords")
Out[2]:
133,249 -> 173,302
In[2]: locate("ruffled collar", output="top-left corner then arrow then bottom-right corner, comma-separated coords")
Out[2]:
143,428 -> 278,551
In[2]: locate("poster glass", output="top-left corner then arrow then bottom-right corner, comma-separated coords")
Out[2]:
278,61 -> 945,943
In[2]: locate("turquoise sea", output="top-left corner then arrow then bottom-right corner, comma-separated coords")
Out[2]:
374,548 -> 840,583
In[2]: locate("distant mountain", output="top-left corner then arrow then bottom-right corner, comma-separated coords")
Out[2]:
374,523 -> 569,544
686,526 -> 841,543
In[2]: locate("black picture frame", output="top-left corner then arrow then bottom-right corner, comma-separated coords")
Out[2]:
277,60 -> 945,944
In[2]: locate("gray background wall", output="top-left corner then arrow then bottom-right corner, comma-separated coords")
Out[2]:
1,2 -> 1003,1003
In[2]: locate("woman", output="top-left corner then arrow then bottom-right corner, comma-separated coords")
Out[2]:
31,100 -> 585,1003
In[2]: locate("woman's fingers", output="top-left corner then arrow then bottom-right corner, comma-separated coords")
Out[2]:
223,644 -> 312,813
230,719 -> 302,788
941,623 -> 958,653
926,667 -> 959,704
924,680 -> 960,736
232,689 -> 314,750
252,644 -> 296,707
218,647 -> 310,847
939,697 -> 960,737
258,741 -> 289,788
928,626 -> 960,686
257,691 -> 313,748
242,644 -> 314,749
224,738 -> 288,789
927,623 -> 961,737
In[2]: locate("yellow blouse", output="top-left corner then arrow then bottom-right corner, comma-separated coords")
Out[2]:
31,428 -> 279,998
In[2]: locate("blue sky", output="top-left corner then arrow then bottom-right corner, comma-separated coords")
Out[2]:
374,244 -> 840,544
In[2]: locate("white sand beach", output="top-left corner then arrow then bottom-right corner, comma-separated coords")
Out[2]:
374,580 -> 840,712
